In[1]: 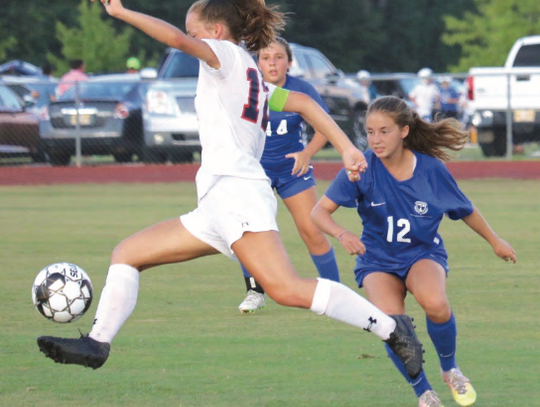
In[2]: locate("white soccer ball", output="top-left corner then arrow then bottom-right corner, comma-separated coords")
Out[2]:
32,262 -> 93,323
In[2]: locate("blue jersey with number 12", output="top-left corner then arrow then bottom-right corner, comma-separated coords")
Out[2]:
260,75 -> 328,177
324,150 -> 474,271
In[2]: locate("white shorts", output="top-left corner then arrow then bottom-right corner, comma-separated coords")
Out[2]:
180,176 -> 278,260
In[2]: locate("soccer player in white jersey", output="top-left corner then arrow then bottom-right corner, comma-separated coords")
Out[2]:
312,96 -> 517,407
37,0 -> 424,382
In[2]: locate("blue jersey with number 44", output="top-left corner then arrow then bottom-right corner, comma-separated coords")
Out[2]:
260,75 -> 328,177
324,150 -> 474,271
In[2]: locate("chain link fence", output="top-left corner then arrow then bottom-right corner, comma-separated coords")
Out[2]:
2,71 -> 539,167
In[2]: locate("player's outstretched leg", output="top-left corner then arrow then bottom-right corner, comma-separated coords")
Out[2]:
37,335 -> 110,369
384,315 -> 424,379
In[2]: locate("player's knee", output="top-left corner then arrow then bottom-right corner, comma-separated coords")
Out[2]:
422,298 -> 451,321
264,279 -> 313,308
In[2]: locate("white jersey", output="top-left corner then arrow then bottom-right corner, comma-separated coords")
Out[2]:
195,39 -> 272,199
409,82 -> 439,119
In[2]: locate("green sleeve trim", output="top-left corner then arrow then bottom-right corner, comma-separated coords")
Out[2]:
269,87 -> 289,112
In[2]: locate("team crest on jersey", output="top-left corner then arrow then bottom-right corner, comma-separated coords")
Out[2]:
414,201 -> 428,215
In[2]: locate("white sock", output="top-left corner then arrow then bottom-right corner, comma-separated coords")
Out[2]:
310,278 -> 396,340
89,264 -> 139,344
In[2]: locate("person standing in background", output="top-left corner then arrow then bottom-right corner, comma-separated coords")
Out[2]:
57,59 -> 88,97
439,76 -> 460,120
409,68 -> 439,123
357,70 -> 379,104
126,57 -> 141,74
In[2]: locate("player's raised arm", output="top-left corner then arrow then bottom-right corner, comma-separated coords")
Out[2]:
275,90 -> 367,180
92,0 -> 219,69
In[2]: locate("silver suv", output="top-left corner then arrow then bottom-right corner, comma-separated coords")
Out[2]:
143,50 -> 200,163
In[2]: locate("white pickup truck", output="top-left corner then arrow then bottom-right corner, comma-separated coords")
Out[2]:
468,35 -> 540,156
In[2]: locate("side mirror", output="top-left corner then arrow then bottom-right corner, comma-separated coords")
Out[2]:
140,67 -> 158,80
326,70 -> 343,84
23,94 -> 36,107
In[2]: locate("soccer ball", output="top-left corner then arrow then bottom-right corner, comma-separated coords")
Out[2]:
32,262 -> 93,323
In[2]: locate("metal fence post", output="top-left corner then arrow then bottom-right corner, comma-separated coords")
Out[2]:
75,81 -> 82,168
505,72 -> 513,160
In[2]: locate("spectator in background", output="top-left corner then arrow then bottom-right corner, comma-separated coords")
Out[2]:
42,64 -> 54,79
126,57 -> 141,74
357,70 -> 379,104
57,59 -> 88,97
409,68 -> 439,123
439,76 -> 460,120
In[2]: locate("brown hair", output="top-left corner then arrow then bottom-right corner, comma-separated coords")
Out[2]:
366,96 -> 468,162
189,0 -> 286,52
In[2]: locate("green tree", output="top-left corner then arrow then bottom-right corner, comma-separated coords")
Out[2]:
443,0 -> 540,71
48,0 -> 135,75
0,36 -> 17,62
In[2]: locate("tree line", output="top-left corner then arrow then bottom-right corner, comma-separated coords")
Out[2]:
2,0 -> 540,77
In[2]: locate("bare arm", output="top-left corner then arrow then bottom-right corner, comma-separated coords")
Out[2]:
462,207 -> 517,263
283,91 -> 366,180
93,0 -> 219,68
311,196 -> 366,255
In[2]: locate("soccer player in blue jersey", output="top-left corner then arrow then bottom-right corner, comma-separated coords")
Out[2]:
312,96 -> 517,407
238,37 -> 341,313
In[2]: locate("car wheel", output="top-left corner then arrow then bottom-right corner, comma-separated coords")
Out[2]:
169,150 -> 194,164
141,148 -> 167,164
351,108 -> 368,151
49,152 -> 71,167
113,152 -> 134,163
478,129 -> 506,157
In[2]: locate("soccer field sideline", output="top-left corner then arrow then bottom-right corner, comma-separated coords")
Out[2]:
1,160 -> 540,186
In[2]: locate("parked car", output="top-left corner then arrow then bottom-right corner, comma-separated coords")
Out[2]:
1,75 -> 58,119
0,84 -> 41,162
40,73 -> 147,166
288,43 -> 370,149
0,60 -> 43,77
144,49 -> 200,163
467,35 -> 540,156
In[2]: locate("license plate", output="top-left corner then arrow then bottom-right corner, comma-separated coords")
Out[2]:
69,114 -> 93,126
514,110 -> 535,122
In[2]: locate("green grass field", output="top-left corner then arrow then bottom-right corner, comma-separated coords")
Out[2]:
1,180 -> 538,407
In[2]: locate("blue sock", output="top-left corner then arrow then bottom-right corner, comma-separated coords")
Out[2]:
240,263 -> 251,278
426,312 -> 458,372
385,343 -> 432,397
310,247 -> 340,282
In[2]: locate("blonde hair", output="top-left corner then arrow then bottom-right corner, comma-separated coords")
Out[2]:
367,96 -> 468,162
189,0 -> 286,52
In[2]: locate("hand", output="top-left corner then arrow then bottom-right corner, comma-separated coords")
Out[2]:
91,0 -> 123,16
337,231 -> 366,255
492,238 -> 517,263
285,150 -> 311,177
342,146 -> 367,182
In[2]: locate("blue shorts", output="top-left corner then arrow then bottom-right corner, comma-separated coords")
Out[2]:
353,246 -> 449,288
267,166 -> 316,199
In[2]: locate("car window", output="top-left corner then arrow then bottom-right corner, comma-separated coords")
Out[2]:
306,52 -> 334,79
292,51 -> 311,75
513,43 -> 540,67
160,52 -> 200,79
0,85 -> 23,109
60,81 -> 138,100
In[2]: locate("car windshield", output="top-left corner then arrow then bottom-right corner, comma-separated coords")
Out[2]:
60,81 -> 138,100
160,52 -> 199,79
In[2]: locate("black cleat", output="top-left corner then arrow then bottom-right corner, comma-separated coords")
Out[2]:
384,315 -> 424,379
37,335 -> 110,369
